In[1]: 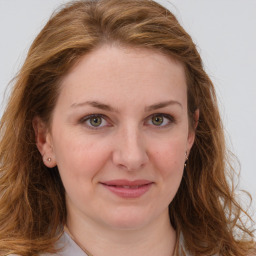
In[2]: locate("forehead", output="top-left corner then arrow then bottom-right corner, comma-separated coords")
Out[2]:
57,45 -> 187,108
65,45 -> 185,79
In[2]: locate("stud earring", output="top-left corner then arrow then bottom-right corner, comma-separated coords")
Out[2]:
47,157 -> 52,162
184,151 -> 188,167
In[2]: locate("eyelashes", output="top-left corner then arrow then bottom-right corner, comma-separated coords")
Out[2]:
79,113 -> 175,130
80,114 -> 110,129
147,113 -> 175,127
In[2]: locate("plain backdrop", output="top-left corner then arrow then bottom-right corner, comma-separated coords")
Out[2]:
0,0 -> 256,220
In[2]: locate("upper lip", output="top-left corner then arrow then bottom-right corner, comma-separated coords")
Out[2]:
100,179 -> 153,186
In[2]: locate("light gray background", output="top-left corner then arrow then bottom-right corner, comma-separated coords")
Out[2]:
0,0 -> 255,220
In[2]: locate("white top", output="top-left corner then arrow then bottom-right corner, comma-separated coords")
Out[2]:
39,232 -> 192,256
8,232 -> 87,256
40,232 -> 88,256
9,231 -> 219,256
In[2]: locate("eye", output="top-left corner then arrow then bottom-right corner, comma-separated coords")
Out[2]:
146,113 -> 174,127
89,116 -> 103,127
80,114 -> 110,129
152,115 -> 164,126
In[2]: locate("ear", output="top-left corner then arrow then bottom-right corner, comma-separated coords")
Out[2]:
187,109 -> 199,154
33,116 -> 56,168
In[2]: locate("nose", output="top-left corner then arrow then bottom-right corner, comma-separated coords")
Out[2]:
112,126 -> 149,171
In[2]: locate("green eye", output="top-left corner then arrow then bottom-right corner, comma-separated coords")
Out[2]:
148,114 -> 174,127
151,115 -> 164,126
81,114 -> 109,130
89,116 -> 102,127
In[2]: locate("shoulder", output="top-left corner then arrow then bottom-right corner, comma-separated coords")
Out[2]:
40,232 -> 87,256
8,232 -> 88,256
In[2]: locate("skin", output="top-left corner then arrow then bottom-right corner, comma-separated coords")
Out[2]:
34,45 -> 197,256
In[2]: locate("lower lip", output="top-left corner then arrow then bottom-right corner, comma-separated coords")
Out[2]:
102,183 -> 153,198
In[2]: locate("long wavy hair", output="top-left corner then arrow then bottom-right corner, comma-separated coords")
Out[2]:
0,0 -> 255,255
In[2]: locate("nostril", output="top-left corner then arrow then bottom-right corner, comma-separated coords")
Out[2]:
111,131 -> 149,170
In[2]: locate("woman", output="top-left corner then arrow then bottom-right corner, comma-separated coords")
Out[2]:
0,0 -> 255,255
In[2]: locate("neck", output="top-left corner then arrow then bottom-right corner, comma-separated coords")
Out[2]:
66,209 -> 177,256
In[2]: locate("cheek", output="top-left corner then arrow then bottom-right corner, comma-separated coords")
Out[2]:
151,138 -> 186,176
151,140 -> 185,206
52,132 -> 111,179
149,136 -> 186,200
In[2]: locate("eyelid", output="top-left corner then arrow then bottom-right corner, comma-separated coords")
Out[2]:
145,113 -> 175,128
79,112 -> 175,130
79,114 -> 111,129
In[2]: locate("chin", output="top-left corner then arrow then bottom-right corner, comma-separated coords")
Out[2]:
107,219 -> 149,231
100,208 -> 155,231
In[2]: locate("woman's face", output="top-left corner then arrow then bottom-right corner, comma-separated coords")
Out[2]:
37,45 -> 196,231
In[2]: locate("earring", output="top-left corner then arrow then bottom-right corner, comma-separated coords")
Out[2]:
47,157 -> 52,162
184,151 -> 188,167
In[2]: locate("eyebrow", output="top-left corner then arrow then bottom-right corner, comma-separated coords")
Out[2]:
71,100 -> 182,112
71,101 -> 117,112
145,100 -> 183,112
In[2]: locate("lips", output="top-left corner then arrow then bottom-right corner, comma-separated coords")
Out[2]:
100,180 -> 153,198
114,185 -> 142,189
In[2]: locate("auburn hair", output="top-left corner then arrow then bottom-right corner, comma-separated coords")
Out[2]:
0,0 -> 255,255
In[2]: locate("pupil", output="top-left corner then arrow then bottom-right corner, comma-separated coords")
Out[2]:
153,116 -> 163,125
90,117 -> 102,127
